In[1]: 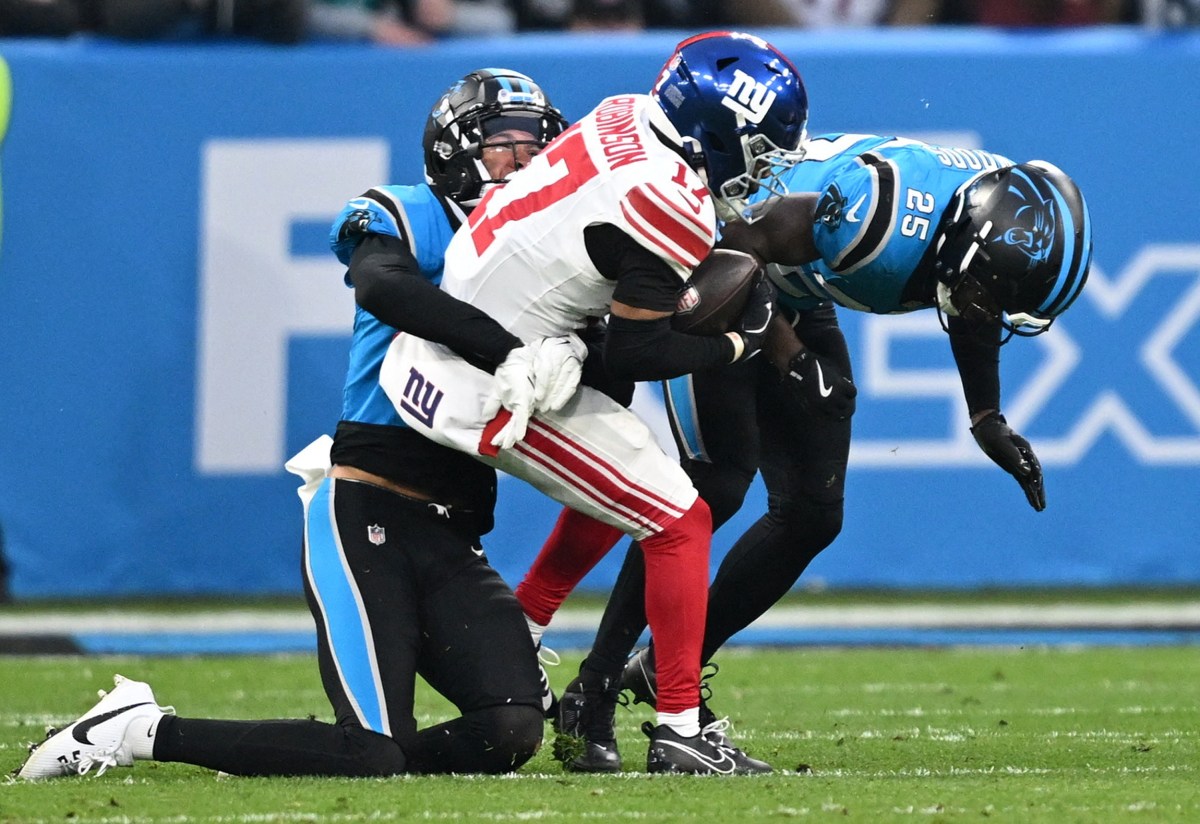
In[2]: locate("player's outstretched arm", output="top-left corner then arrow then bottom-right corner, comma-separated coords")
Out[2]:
970,411 -> 1046,512
719,193 -> 821,267
948,316 -> 1046,511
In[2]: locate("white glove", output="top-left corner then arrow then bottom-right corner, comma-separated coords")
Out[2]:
481,334 -> 589,451
531,333 -> 588,413
482,344 -> 538,451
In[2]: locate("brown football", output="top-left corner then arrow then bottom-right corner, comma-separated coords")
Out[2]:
671,249 -> 762,336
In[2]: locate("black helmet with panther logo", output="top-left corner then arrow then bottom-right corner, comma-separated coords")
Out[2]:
933,160 -> 1092,337
422,68 -> 567,207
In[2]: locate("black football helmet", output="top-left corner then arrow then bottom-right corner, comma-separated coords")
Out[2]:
422,68 -> 567,207
933,160 -> 1092,338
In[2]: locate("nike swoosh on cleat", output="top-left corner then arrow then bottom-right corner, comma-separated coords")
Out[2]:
814,361 -> 834,398
844,194 -> 867,223
659,740 -> 737,774
72,703 -> 153,746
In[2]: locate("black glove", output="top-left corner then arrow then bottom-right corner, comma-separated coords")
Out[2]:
970,411 -> 1046,511
783,349 -> 857,420
730,272 -> 776,362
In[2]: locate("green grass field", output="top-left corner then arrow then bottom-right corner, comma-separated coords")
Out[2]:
2,645 -> 1198,823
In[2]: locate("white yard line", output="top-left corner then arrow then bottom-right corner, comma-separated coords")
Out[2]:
0,602 -> 1198,635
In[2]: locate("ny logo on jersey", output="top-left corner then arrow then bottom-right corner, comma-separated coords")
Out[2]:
399,367 -> 443,428
721,69 -> 777,125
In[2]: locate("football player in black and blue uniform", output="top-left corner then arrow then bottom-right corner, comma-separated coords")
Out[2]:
18,69 -> 573,781
555,133 -> 1093,771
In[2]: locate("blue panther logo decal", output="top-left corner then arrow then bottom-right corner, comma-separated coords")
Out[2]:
999,176 -> 1057,270
814,182 -> 846,230
337,207 -> 374,242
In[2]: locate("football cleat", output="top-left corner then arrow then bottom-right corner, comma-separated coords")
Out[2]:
621,647 -> 719,708
621,646 -> 658,707
536,643 -> 560,718
625,648 -> 771,773
17,674 -> 174,780
700,717 -> 773,774
551,671 -> 623,773
644,720 -> 751,775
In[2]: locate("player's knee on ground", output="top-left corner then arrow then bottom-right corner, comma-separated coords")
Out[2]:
341,723 -> 410,776
463,704 -> 544,773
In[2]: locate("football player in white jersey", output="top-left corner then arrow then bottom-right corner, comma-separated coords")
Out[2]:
380,31 -> 809,774
17,69 -> 581,782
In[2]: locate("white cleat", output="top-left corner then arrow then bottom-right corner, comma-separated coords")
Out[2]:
17,674 -> 174,780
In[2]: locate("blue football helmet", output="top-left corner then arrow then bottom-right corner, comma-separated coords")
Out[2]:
934,160 -> 1092,338
423,68 -> 567,206
651,31 -> 809,222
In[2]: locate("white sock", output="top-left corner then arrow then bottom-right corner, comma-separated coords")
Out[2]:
657,707 -> 700,738
525,615 -> 547,649
127,711 -> 164,760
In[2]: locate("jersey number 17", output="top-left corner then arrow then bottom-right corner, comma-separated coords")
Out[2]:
468,125 -> 598,256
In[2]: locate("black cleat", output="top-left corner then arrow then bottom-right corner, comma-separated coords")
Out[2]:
644,721 -> 736,775
621,646 -> 658,707
700,717 -> 773,774
622,647 -> 720,709
626,649 -> 771,773
552,671 -> 622,773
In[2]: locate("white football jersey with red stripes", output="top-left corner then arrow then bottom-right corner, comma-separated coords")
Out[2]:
440,93 -> 717,341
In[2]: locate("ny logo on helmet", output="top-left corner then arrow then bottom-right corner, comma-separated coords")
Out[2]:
999,177 -> 1057,270
722,69 -> 776,125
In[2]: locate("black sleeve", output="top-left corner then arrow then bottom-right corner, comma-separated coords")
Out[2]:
348,233 -> 521,371
947,314 -> 1001,417
604,315 -> 735,381
583,223 -> 732,380
585,223 -> 681,312
577,318 -> 636,407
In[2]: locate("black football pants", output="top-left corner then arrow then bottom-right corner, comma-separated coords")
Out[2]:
586,304 -> 853,677
154,478 -> 543,775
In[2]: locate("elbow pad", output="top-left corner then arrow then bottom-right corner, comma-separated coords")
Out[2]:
604,315 -> 734,382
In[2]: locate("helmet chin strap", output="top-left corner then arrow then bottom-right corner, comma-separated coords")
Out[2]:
936,281 -> 959,317
680,136 -> 705,174
1005,312 -> 1054,336
713,198 -> 742,223
678,136 -> 745,222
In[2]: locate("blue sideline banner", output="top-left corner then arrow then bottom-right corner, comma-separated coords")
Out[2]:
0,30 -> 1197,597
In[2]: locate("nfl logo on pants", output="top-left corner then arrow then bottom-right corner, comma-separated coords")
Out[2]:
367,525 -> 386,546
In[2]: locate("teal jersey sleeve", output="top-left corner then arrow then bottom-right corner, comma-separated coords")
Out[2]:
770,135 -> 1014,315
330,183 -> 460,426
329,184 -> 458,278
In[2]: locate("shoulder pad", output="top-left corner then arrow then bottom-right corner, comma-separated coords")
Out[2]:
329,186 -> 414,266
815,153 -> 899,275
615,163 -> 716,281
